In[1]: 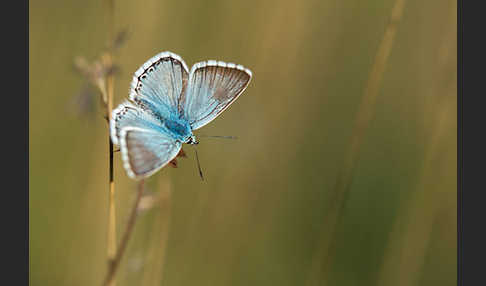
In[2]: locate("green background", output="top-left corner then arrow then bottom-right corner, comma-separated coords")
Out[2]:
30,0 -> 457,285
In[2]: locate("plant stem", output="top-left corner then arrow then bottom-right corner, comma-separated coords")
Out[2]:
107,136 -> 116,260
103,180 -> 145,286
106,69 -> 117,286
106,1 -> 116,286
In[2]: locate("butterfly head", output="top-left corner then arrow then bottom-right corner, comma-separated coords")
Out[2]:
186,135 -> 199,145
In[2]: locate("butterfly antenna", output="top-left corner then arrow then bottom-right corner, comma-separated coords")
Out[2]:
193,146 -> 204,181
199,135 -> 238,140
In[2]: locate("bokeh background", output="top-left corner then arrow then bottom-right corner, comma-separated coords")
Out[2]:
30,0 -> 457,285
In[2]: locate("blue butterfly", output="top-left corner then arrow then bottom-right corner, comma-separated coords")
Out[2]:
110,51 -> 252,179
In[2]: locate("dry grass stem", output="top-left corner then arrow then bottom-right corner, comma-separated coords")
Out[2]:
105,1 -> 117,285
103,179 -> 146,286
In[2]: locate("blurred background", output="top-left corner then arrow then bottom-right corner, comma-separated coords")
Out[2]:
30,0 -> 457,285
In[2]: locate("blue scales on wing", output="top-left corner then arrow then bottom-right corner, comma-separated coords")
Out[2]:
110,100 -> 164,145
129,51 -> 189,121
181,61 -> 252,130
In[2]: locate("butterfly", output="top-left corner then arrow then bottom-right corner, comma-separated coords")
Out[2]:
110,51 -> 252,180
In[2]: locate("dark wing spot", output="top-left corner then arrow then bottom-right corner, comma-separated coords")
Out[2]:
214,85 -> 229,102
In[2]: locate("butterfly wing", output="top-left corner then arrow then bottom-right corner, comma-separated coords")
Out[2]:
110,100 -> 166,145
119,127 -> 182,179
129,51 -> 189,119
181,61 -> 252,130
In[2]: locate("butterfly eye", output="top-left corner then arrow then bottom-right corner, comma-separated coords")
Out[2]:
186,136 -> 198,145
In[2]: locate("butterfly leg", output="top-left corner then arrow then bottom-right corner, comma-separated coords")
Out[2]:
169,159 -> 178,168
168,148 -> 187,168
177,148 -> 187,158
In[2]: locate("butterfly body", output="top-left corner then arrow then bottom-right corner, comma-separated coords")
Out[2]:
162,115 -> 194,143
111,51 -> 252,179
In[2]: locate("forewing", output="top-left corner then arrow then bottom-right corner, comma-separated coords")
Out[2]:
119,127 -> 182,179
129,51 -> 189,119
110,100 -> 164,145
181,61 -> 252,130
